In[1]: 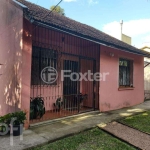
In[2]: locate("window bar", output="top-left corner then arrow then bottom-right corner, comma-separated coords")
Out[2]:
93,59 -> 96,111
73,62 -> 76,113
58,31 -> 60,112
78,58 -> 80,113
65,60 -> 68,114
68,60 -> 71,113
69,60 -> 72,113
63,60 -> 65,116
71,61 -> 74,114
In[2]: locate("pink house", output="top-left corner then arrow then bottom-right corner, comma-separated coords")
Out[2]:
0,0 -> 150,128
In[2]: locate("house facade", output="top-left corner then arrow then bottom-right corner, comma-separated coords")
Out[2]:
141,46 -> 150,99
0,0 -> 150,128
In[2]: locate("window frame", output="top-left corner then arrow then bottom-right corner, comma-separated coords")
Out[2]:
119,58 -> 134,88
31,46 -> 57,86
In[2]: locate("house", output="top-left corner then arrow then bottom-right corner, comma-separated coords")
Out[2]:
141,45 -> 150,99
0,0 -> 150,128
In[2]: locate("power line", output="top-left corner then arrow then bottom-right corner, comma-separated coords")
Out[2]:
31,0 -> 63,33
42,0 -> 63,20
0,0 -> 63,37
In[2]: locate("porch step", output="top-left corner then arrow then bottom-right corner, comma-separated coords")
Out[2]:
29,111 -> 99,129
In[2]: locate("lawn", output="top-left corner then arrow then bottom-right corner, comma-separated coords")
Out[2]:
119,111 -> 150,134
29,128 -> 135,150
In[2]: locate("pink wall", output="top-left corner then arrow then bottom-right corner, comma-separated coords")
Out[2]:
0,1 -> 32,128
99,45 -> 144,112
22,18 -> 32,127
0,1 -> 23,116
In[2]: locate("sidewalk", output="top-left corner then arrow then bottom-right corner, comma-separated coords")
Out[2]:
0,101 -> 150,150
98,121 -> 150,150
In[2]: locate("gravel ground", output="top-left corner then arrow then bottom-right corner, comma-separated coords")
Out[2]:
99,122 -> 150,150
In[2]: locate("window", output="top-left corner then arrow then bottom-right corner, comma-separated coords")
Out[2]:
119,58 -> 133,87
31,46 -> 57,85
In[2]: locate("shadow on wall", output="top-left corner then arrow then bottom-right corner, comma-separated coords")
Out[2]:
0,0 -> 23,115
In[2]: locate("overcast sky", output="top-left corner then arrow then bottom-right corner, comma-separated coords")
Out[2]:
27,0 -> 150,48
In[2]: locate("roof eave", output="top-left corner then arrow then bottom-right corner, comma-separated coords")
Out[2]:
11,0 -> 28,11
22,12 -> 150,58
31,20 -> 150,58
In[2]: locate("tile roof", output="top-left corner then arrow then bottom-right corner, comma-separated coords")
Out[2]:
14,0 -> 150,57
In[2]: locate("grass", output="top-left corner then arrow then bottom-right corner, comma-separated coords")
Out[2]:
29,128 -> 135,150
119,110 -> 150,133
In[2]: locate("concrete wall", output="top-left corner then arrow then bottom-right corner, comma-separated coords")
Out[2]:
0,1 -> 32,127
99,45 -> 144,112
144,61 -> 150,91
0,0 -> 23,115
142,47 -> 150,99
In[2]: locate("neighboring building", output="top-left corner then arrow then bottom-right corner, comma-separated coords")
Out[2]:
120,20 -> 132,45
0,0 -> 150,128
141,46 -> 150,99
122,34 -> 132,45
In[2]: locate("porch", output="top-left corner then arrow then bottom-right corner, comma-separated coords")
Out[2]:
29,24 -> 100,124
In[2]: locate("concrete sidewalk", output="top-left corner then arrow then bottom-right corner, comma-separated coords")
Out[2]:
99,122 -> 150,150
1,101 -> 150,150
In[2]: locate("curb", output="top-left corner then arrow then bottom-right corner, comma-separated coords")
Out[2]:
24,126 -> 96,150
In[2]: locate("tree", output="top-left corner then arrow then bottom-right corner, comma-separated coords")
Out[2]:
50,6 -> 65,16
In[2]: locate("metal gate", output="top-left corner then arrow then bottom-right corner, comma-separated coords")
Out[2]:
79,58 -> 95,112
30,48 -> 96,124
62,57 -> 95,113
63,60 -> 79,110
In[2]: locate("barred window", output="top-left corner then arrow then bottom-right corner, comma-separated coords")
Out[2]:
31,46 -> 57,85
119,58 -> 133,87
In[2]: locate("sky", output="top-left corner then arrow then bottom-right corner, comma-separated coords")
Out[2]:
27,0 -> 150,48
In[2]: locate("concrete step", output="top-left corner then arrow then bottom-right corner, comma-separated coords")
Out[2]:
30,110 -> 100,129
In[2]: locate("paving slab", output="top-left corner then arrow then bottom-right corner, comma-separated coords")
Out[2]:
0,130 -> 48,150
1,100 -> 150,150
98,122 -> 150,150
